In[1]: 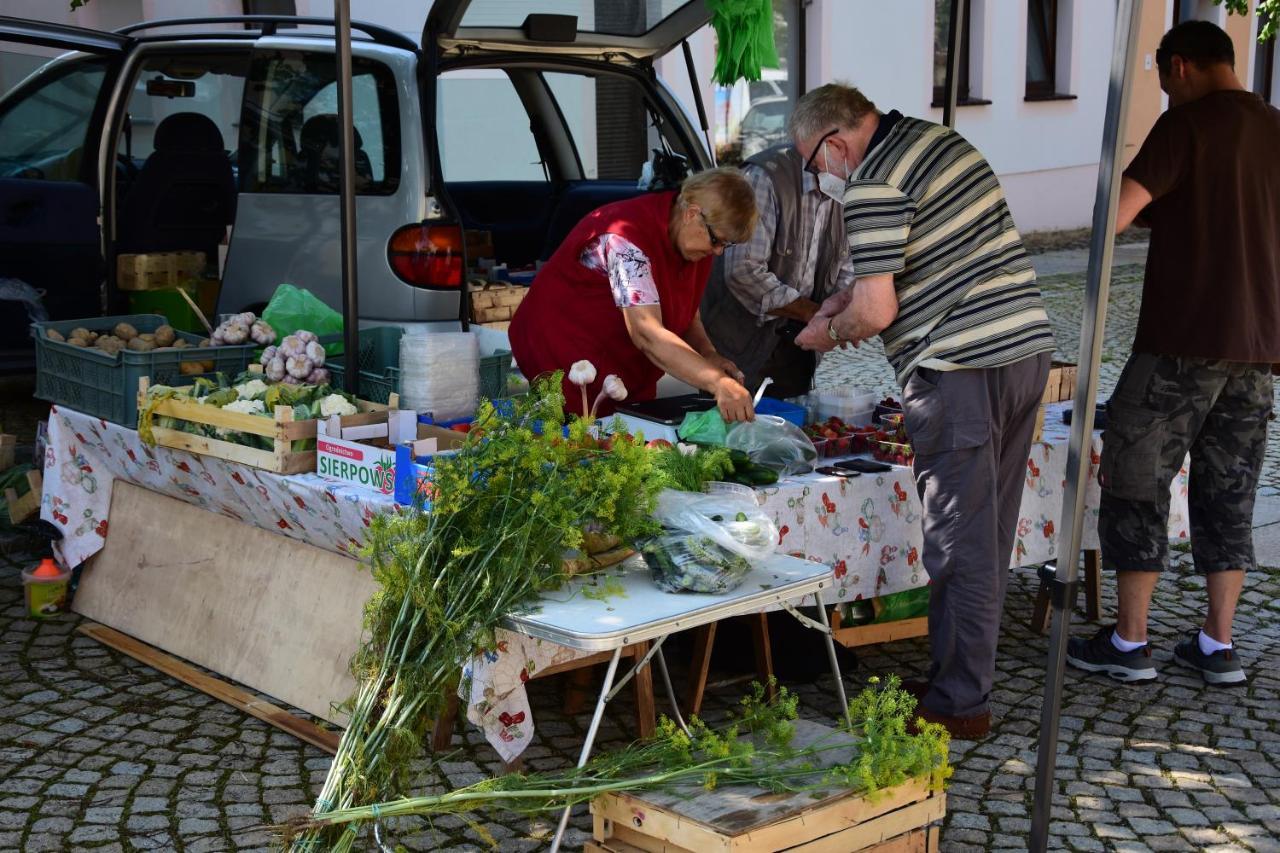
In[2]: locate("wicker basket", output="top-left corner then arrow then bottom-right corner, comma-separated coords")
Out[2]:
469,282 -> 529,324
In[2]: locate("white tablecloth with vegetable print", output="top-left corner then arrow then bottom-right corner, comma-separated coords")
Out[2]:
754,402 -> 1188,604
40,402 -> 1188,763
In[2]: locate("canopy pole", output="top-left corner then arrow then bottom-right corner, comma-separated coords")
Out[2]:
941,0 -> 967,129
334,0 -> 359,394
1029,1 -> 1142,850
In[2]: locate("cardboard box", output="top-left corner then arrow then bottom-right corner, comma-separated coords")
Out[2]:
317,411 -> 466,498
392,424 -> 468,506
117,252 -> 207,291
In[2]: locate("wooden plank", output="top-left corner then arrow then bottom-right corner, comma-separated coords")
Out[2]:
72,481 -> 376,723
149,395 -> 282,435
78,622 -> 341,754
830,616 -> 929,649
595,792 -> 941,853
747,613 -> 776,702
633,641 -> 656,739
0,433 -> 15,472
5,469 -> 42,525
684,622 -> 717,717
777,796 -> 944,852
147,427 -> 316,475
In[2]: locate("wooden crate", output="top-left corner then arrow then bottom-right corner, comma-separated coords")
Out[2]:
138,378 -> 395,474
5,469 -> 42,525
589,720 -> 945,853
0,433 -> 15,472
117,251 -> 206,291
1042,361 -> 1078,405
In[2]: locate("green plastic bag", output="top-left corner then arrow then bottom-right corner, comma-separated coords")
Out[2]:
677,408 -> 728,445
260,284 -> 345,356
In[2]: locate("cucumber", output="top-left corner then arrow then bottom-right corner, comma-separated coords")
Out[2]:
745,466 -> 779,486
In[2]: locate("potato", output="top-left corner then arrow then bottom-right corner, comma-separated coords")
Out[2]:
171,339 -> 190,349
179,361 -> 204,376
46,329 -> 66,342
153,325 -> 177,347
139,333 -> 155,343
69,327 -> 93,341
198,338 -> 211,349
67,337 -> 87,347
127,337 -> 155,352
95,335 -> 125,354
113,322 -> 138,341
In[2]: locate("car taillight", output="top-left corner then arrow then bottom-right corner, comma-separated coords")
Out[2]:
387,223 -> 464,288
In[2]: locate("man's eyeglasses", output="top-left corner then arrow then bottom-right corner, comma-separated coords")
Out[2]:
802,128 -> 840,174
700,210 -> 736,249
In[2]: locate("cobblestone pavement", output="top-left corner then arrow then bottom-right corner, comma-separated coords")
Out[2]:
2,246 -> 1279,852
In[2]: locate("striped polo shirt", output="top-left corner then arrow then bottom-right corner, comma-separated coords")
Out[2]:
843,114 -> 1055,385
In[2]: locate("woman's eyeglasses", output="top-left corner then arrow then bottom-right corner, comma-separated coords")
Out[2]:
699,210 -> 736,249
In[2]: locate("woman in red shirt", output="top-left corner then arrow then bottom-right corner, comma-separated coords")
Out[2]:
510,168 -> 758,422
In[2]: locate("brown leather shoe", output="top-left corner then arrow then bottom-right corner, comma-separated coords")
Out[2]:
909,705 -> 991,740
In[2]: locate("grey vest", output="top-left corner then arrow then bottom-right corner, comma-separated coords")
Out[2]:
700,145 -> 849,387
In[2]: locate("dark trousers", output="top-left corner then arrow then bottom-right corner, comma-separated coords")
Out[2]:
901,352 -> 1051,718
749,336 -> 817,400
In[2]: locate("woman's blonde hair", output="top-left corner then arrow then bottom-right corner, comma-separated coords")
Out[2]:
676,167 -> 758,244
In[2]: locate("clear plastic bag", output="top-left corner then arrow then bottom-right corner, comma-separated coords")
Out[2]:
725,414 -> 818,475
642,490 -> 778,594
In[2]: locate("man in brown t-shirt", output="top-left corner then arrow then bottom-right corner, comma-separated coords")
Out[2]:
1068,21 -> 1279,687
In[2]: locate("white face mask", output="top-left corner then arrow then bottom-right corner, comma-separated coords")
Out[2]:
816,140 -> 849,202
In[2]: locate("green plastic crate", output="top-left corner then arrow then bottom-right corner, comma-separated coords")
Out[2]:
32,313 -> 256,426
323,326 -> 513,404
324,326 -> 404,404
478,350 -> 513,400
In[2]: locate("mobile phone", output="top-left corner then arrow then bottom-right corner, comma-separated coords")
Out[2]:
835,458 -> 892,474
817,466 -> 861,477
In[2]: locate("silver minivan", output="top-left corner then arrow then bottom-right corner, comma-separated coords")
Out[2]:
0,1 -> 714,369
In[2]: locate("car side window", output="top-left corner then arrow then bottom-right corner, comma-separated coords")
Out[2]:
437,69 -> 546,182
239,50 -> 400,195
0,53 -> 112,182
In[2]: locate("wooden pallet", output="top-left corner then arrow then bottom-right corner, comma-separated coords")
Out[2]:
589,720 -> 944,852
138,377 -> 395,474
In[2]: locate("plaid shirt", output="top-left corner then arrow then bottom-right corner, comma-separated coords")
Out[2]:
720,163 -> 857,324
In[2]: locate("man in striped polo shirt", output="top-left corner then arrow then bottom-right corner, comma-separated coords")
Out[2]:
793,84 -> 1056,739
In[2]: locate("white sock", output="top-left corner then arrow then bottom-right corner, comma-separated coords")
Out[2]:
1111,630 -> 1146,652
1198,629 -> 1232,655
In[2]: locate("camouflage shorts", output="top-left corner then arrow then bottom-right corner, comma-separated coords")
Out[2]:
1098,353 -> 1274,574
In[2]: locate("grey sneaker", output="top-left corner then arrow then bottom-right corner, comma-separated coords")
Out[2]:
1173,633 -> 1247,685
1066,626 -> 1158,682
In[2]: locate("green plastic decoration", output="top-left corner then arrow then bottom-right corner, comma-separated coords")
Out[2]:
708,0 -> 780,85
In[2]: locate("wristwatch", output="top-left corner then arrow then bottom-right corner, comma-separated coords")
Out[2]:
826,318 -> 843,343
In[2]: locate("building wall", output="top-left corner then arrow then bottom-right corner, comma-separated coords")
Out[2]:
14,0 -> 1270,232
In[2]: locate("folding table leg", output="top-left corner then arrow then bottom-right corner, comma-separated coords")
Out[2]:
653,643 -> 689,735
549,646 -> 623,853
813,594 -> 852,730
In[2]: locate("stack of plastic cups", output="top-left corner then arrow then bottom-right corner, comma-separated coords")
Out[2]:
399,331 -> 480,421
